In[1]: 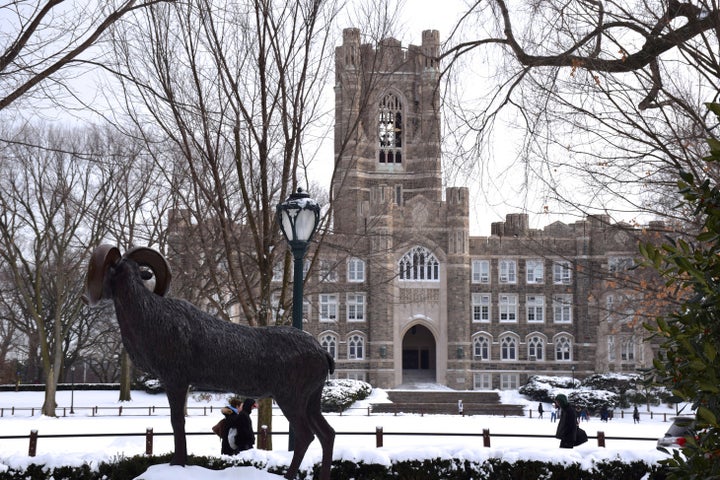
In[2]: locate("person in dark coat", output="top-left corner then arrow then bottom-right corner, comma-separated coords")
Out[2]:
537,402 -> 544,419
554,394 -> 577,448
633,405 -> 640,424
235,398 -> 257,451
220,397 -> 243,455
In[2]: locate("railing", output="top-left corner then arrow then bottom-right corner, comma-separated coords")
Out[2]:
0,404 -> 681,422
0,427 -> 661,458
0,405 -> 379,418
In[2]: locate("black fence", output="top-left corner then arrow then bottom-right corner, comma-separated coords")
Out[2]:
1,426 -> 661,458
0,404 -> 681,422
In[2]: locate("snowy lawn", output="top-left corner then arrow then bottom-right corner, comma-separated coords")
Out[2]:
0,388 -> 676,479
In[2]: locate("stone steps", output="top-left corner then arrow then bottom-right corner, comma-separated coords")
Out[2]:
371,389 -> 526,416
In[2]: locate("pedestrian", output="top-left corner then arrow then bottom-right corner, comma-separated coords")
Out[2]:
600,405 -> 608,422
537,402 -> 544,419
550,401 -> 558,422
554,394 -> 578,448
580,407 -> 589,422
234,398 -> 257,451
217,397 -> 245,455
457,399 -> 464,416
633,405 -> 640,424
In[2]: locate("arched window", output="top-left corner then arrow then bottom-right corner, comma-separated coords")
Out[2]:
320,333 -> 338,360
348,333 -> 365,360
500,336 -> 517,360
473,335 -> 491,360
398,246 -> 439,281
527,335 -> 544,361
378,93 -> 403,164
555,335 -> 572,361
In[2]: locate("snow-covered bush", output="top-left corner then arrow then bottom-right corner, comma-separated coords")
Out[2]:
520,373 -> 676,412
518,375 -> 579,402
568,389 -> 618,411
321,378 -> 372,412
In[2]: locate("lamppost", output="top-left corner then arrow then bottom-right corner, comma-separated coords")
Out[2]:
571,365 -> 576,389
276,188 -> 320,450
70,365 -> 76,414
276,188 -> 320,331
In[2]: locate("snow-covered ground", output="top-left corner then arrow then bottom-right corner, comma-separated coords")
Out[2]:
0,388 -> 676,479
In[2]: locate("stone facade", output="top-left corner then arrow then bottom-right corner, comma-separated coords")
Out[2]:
167,29 -> 659,391
293,29 -> 656,390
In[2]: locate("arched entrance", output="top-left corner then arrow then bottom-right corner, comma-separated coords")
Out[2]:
401,324 -> 436,384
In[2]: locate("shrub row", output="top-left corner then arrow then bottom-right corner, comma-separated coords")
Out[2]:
0,454 -> 669,480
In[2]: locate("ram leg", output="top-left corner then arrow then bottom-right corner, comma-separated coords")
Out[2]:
166,386 -> 188,466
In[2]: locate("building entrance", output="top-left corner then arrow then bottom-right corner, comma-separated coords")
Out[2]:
401,324 -> 436,383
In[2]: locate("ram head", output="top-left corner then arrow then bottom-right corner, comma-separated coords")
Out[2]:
85,244 -> 172,306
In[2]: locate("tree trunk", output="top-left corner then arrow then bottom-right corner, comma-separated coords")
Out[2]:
41,366 -> 57,416
257,397 -> 273,450
119,350 -> 132,401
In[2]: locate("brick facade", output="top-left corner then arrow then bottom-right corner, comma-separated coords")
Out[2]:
296,28 -> 655,389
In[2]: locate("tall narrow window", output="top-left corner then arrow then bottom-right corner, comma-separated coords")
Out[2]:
348,334 -> 365,360
499,294 -> 518,322
553,294 -> 573,323
500,336 -> 517,360
555,336 -> 572,361
378,93 -> 403,164
347,293 -> 366,321
553,261 -> 572,284
527,336 -> 544,360
398,246 -> 440,281
527,295 -> 545,323
499,260 -> 517,284
472,293 -> 491,322
472,260 -> 490,284
526,259 -> 544,284
320,333 -> 338,359
347,258 -> 365,282
319,294 -> 338,321
473,335 -> 491,359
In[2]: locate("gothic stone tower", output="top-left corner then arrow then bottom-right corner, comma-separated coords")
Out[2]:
332,28 -> 471,388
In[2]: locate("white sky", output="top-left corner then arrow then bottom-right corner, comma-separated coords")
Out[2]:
2,0 -> 629,237
0,388 -> 676,479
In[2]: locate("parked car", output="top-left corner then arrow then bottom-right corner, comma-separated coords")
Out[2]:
657,416 -> 695,451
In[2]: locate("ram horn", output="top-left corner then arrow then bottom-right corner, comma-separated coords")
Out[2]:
85,244 -> 122,306
124,247 -> 172,296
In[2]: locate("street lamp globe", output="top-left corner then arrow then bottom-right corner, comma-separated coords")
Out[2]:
277,188 -> 320,246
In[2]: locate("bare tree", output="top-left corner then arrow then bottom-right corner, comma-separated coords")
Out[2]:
104,0 -> 346,446
0,124 -> 159,415
0,0 -> 173,112
440,0 -> 719,228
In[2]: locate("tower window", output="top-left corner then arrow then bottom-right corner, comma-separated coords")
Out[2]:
398,246 -> 440,281
378,93 -> 403,164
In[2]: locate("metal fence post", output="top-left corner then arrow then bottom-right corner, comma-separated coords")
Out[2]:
145,428 -> 153,455
258,425 -> 269,450
482,428 -> 491,447
597,431 -> 605,447
28,429 -> 38,457
376,426 -> 383,448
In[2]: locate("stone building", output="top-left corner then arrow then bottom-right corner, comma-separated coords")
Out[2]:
167,28 -> 660,391
290,28 -> 657,390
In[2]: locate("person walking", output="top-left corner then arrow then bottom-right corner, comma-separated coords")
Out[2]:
235,398 -> 257,451
218,397 -> 243,455
554,394 -> 578,448
537,402 -> 544,419
550,401 -> 559,422
633,405 -> 640,424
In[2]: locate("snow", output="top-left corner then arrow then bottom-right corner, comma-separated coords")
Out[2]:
0,388 -> 676,479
